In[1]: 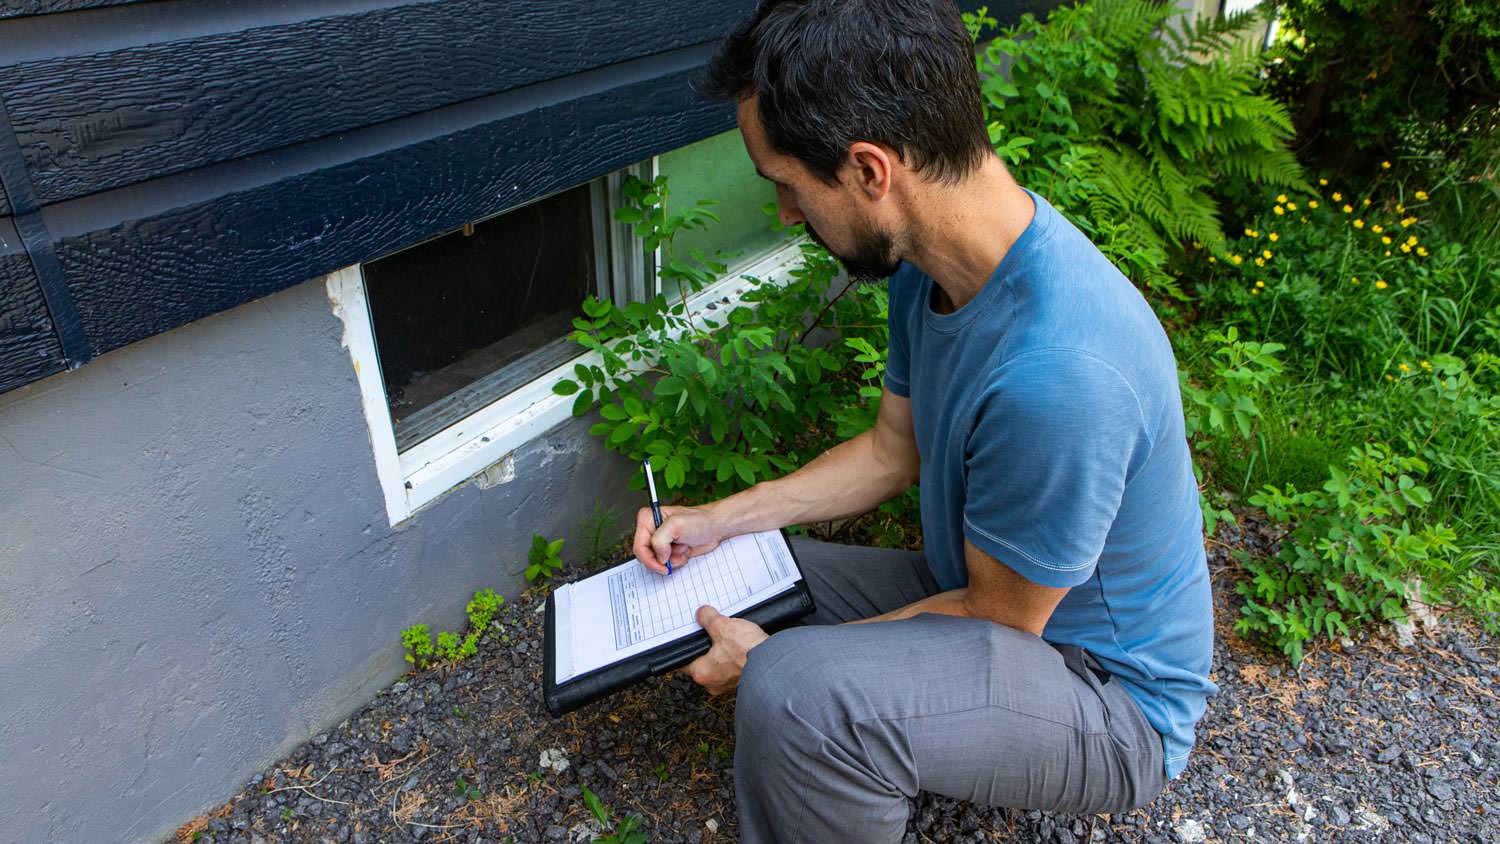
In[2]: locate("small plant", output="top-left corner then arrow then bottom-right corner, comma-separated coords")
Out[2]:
280,807 -> 292,822
401,624 -> 435,669
579,502 -> 623,568
526,535 -> 566,584
582,785 -> 648,844
652,763 -> 669,783
453,776 -> 481,802
451,705 -> 469,721
401,587 -> 505,669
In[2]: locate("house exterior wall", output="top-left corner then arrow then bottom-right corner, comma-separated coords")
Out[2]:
0,276 -> 640,843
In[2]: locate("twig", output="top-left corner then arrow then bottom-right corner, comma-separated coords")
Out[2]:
264,768 -> 353,806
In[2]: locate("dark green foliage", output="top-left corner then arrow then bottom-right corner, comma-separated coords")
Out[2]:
1268,0 -> 1500,173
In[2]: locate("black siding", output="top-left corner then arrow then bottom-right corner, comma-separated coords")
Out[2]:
0,0 -> 1044,396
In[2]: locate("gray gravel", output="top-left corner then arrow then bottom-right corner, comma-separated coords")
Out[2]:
175,518 -> 1499,843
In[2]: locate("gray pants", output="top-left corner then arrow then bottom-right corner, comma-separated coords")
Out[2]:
733,538 -> 1165,844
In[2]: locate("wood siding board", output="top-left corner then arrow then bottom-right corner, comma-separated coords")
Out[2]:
1,0 -> 758,204
0,215 -> 66,391
0,0 -> 147,20
52,66 -> 733,355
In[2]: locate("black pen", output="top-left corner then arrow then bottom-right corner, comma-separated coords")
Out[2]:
643,458 -> 670,575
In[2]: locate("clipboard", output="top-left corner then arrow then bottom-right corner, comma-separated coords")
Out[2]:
542,528 -> 814,716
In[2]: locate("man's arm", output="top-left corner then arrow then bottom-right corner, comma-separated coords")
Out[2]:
632,386 -> 919,572
854,539 -> 1068,636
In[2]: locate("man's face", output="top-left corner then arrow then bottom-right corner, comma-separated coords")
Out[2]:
736,98 -> 901,281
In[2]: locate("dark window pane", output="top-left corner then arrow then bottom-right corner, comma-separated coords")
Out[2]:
363,184 -> 596,449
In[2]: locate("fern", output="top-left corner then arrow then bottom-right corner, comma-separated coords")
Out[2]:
973,0 -> 1309,273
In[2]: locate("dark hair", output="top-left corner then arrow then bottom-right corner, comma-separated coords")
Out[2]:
703,0 -> 991,185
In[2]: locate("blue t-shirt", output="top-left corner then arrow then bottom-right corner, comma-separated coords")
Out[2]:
884,190 -> 1215,779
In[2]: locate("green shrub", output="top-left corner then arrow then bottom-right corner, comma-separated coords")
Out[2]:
553,175 -> 882,502
1237,443 -> 1458,663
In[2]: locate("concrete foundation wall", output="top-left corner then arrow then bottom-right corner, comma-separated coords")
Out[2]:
0,277 -> 639,843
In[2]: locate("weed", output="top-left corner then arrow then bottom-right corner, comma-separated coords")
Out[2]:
453,776 -> 481,801
526,535 -> 566,584
582,785 -> 648,844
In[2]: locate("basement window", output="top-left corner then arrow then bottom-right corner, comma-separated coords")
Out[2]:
362,182 -> 607,451
331,133 -> 806,525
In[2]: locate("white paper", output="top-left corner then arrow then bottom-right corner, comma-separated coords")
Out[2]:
552,529 -> 799,683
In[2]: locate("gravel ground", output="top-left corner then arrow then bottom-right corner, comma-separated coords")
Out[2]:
175,518 -> 1499,844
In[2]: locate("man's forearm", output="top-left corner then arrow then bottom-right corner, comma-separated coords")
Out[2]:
702,428 -> 917,535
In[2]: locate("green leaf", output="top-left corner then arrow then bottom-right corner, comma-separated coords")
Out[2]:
572,391 -> 595,417
552,379 -> 579,396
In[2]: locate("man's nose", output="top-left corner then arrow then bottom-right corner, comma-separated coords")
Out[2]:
776,190 -> 805,227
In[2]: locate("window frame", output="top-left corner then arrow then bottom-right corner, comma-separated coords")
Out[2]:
328,157 -> 805,525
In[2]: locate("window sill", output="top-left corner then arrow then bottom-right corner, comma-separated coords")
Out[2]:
328,239 -> 808,526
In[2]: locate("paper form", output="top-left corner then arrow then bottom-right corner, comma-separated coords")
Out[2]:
552,530 -> 799,683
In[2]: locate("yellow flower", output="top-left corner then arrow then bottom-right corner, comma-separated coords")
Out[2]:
1342,204 -> 1353,213
1251,288 -> 1260,296
1243,228 -> 1256,237
1382,236 -> 1393,245
1274,205 -> 1286,215
1375,280 -> 1388,289
1363,198 -> 1371,207
1386,374 -> 1396,381
1255,257 -> 1265,267
1208,256 -> 1217,263
1286,202 -> 1298,211
1401,243 -> 1413,253
1401,217 -> 1417,227
1415,190 -> 1429,201
1353,219 -> 1365,229
1269,232 -> 1279,242
1231,255 -> 1243,265
1262,249 -> 1273,259
1193,241 -> 1203,249
1398,362 -> 1411,372
1397,204 -> 1406,213
1308,200 -> 1319,209
1382,160 -> 1392,169
1385,250 -> 1392,256
1371,224 -> 1384,233
1319,178 -> 1329,186
1276,194 -> 1288,203
1351,276 -> 1361,285
1420,360 -> 1432,370
1406,235 -> 1418,245
1417,246 -> 1429,257
1332,192 -> 1343,201
1255,280 -> 1266,289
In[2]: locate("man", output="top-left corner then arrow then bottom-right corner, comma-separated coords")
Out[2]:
632,1 -> 1216,841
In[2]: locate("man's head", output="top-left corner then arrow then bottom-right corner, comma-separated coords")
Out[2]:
703,0 -> 992,279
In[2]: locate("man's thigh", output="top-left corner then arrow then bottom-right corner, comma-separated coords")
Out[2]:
739,611 -> 1164,816
787,537 -> 941,625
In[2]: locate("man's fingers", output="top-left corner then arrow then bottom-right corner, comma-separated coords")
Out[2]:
695,604 -> 723,634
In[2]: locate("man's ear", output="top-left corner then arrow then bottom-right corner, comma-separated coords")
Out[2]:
845,141 -> 897,202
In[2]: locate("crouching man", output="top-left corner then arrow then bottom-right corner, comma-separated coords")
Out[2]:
634,2 -> 1216,841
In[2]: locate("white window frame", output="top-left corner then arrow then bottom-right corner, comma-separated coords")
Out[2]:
327,158 -> 805,526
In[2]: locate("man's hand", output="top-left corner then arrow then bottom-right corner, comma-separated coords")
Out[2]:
632,504 -> 729,575
682,606 -> 768,695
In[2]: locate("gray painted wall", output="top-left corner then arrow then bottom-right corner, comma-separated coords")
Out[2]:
0,276 -> 639,843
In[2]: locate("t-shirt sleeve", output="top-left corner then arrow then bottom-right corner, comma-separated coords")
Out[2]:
883,268 -> 913,397
963,349 -> 1152,588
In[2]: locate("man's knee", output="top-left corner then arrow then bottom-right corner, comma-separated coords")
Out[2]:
737,627 -> 850,742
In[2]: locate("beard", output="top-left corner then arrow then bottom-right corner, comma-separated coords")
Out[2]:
805,220 -> 901,282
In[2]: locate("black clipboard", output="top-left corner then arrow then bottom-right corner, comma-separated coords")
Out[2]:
542,528 -> 814,717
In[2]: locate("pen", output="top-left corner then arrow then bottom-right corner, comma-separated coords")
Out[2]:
643,458 -> 670,575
